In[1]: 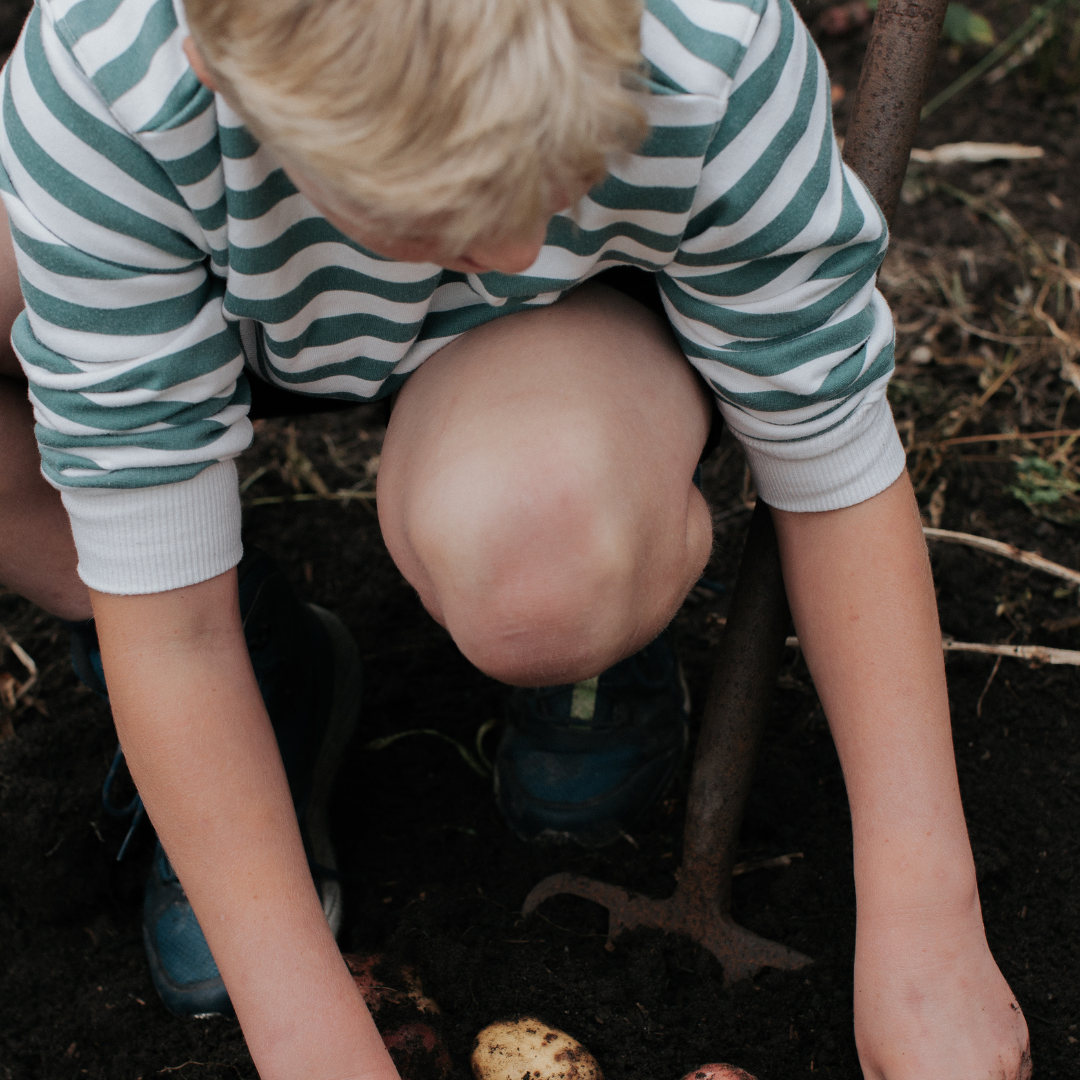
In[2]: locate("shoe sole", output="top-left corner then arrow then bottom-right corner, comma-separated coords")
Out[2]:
302,604 -> 363,938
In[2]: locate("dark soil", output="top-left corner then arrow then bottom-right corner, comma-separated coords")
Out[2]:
2,4 -> 1079,1079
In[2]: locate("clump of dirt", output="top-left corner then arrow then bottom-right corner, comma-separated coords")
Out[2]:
2,3 -> 1079,1078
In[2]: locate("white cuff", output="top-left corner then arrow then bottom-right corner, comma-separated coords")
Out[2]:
738,394 -> 906,512
61,460 -> 243,595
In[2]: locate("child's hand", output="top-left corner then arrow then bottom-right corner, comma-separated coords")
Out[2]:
853,902 -> 1030,1080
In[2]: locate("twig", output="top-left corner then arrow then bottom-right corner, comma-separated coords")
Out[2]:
732,852 -> 804,876
939,311 -> 1043,347
911,428 -> 1080,451
245,490 -> 377,507
1046,431 -> 1080,464
935,184 -> 1033,248
921,0 -> 1069,119
1033,286 -> 1080,350
940,640 -> 1080,665
909,143 -> 1044,166
1042,612 -> 1080,633
158,1064 -> 240,1077
778,634 -> 1080,666
284,423 -> 332,496
238,464 -> 270,493
474,717 -> 498,773
974,357 -> 1022,409
976,655 -> 1004,717
923,527 -> 1080,587
0,625 -> 38,701
365,728 -> 490,777
986,19 -> 1057,84
712,616 -> 1080,666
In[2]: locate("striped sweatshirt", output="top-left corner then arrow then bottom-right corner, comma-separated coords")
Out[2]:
0,0 -> 905,595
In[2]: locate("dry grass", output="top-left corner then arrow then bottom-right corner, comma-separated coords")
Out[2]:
884,175 -> 1080,522
240,417 -> 383,512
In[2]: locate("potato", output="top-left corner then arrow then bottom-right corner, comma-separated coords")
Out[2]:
344,953 -> 441,1015
680,1066 -> 757,1080
471,1017 -> 602,1080
343,953 -> 450,1080
382,1021 -> 453,1080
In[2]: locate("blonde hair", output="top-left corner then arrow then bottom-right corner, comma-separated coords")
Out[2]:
185,0 -> 648,252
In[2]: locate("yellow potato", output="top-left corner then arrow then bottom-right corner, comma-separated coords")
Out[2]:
471,1017 -> 603,1080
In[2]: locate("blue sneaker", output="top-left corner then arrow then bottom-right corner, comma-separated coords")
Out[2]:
142,841 -> 233,1018
232,550 -> 362,941
82,549 -> 362,1017
494,630 -> 690,848
69,617 -> 108,698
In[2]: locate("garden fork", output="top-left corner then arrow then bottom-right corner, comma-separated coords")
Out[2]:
523,0 -> 951,985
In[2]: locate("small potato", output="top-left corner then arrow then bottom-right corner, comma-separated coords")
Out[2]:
343,954 -> 450,1080
383,1021 -> 453,1080
471,1017 -> 602,1080
680,1066 -> 758,1080
344,953 -> 441,1015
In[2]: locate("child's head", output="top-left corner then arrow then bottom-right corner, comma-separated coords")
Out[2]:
184,0 -> 648,258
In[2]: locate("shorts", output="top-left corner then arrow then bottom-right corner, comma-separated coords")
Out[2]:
248,267 -> 723,461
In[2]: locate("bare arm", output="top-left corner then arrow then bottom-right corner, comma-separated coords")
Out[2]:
91,572 -> 398,1080
772,472 -> 975,916
772,472 -> 1028,1079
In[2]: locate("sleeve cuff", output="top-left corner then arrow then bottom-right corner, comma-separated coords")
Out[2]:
60,460 -> 243,595
737,394 -> 907,512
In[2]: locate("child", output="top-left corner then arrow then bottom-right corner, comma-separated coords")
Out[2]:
0,0 -> 1031,1077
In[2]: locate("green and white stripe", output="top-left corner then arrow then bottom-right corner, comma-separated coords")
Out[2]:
0,0 -> 904,594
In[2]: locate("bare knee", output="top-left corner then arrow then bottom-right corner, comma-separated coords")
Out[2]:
420,469 -> 635,684
390,436 -> 712,686
377,281 -> 714,684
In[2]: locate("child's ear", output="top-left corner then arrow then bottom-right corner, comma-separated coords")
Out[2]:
182,37 -> 219,93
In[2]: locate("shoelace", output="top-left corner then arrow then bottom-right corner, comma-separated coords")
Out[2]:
101,744 -> 144,861
101,743 -> 357,882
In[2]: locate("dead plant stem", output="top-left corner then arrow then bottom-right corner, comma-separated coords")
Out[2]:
711,617 -> 1080,666
246,491 -> 376,506
910,427 -> 1080,451
976,655 -> 1004,717
922,527 -> 1080,586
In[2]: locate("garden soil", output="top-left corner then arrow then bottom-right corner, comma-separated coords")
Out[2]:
2,3 -> 1079,1078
